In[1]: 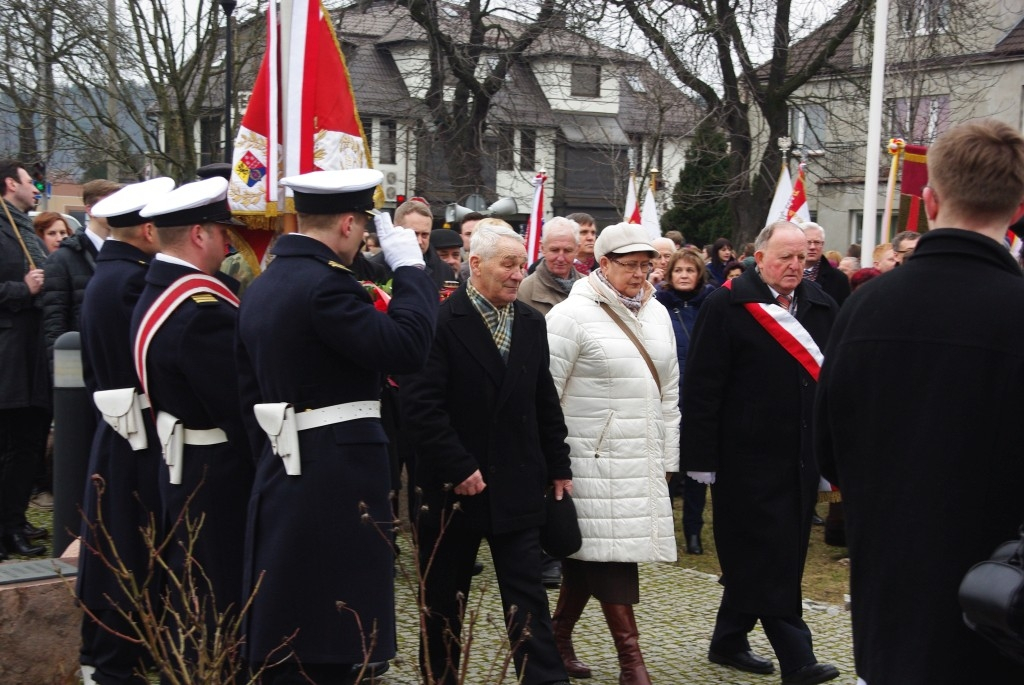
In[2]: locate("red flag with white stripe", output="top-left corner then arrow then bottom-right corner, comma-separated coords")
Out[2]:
624,174 -> 641,224
525,171 -> 547,265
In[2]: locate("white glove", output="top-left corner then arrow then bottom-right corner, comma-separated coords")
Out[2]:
686,471 -> 716,485
374,212 -> 425,271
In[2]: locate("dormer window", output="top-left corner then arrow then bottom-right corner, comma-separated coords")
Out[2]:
571,64 -> 601,97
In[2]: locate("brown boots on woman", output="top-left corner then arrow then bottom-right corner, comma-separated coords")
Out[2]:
550,582 -> 652,684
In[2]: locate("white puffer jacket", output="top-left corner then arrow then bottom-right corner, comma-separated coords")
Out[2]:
546,273 -> 679,563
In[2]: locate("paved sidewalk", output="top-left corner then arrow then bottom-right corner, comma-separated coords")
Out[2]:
375,544 -> 857,684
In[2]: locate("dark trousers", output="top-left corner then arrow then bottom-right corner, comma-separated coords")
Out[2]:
681,476 -> 707,538
81,610 -> 152,684
417,517 -> 566,685
710,589 -> 816,676
0,406 -> 50,535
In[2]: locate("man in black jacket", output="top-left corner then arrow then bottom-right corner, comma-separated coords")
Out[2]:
798,221 -> 850,307
816,119 -> 1024,685
42,179 -> 121,358
0,159 -> 49,559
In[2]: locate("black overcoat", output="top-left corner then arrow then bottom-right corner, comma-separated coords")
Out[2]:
403,287 -> 572,534
77,240 -> 162,611
129,258 -> 254,617
0,210 -> 48,411
235,234 -> 438,664
681,267 -> 836,616
815,229 -> 1024,684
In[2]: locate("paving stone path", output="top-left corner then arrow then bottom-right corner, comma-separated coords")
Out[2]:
374,544 -> 858,684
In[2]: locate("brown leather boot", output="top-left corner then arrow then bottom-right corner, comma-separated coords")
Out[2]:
601,602 -> 652,685
551,577 -> 592,678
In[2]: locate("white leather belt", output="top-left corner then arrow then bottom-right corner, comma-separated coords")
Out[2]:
139,393 -> 151,409
294,400 -> 381,431
182,427 -> 228,445
93,388 -> 152,451
253,400 -> 381,477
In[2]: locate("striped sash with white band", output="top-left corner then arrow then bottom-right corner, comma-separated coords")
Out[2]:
133,273 -> 240,397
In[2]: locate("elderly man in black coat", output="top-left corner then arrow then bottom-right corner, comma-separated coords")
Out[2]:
682,221 -> 839,685
816,119 -> 1024,684
403,220 -> 573,685
798,221 -> 850,307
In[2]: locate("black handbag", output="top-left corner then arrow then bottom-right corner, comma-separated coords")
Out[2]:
958,524 -> 1024,665
539,491 -> 582,559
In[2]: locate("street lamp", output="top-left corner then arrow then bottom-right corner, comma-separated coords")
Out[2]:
220,0 -> 237,163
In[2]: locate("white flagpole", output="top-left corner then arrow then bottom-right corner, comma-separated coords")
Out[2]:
861,0 -> 890,265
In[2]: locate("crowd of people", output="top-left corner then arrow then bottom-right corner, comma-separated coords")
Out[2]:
1,117 -> 1023,685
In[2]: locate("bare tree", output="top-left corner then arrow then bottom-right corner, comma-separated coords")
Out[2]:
604,0 -> 871,243
0,0 -> 263,183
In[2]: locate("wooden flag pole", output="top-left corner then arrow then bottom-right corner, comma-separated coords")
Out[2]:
0,195 -> 36,270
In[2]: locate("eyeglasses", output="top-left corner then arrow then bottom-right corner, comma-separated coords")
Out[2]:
807,240 -> 824,247
609,258 -> 654,272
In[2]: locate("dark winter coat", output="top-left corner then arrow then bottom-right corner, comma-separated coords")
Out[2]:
681,267 -> 836,616
815,228 -> 1024,684
42,230 -> 98,357
236,234 -> 438,664
655,282 -> 715,395
809,256 -> 851,307
76,240 -> 162,616
0,206 -> 49,411
129,258 -> 253,621
403,286 -> 572,535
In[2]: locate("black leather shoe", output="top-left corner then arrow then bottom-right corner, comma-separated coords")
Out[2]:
708,649 -> 775,674
686,534 -> 704,555
22,523 -> 48,541
472,561 -> 484,576
541,558 -> 562,588
0,538 -> 8,562
351,660 -> 389,682
812,514 -> 825,526
2,532 -> 46,557
781,662 -> 840,685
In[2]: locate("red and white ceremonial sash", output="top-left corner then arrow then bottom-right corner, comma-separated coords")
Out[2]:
133,274 -> 240,397
723,279 -> 823,380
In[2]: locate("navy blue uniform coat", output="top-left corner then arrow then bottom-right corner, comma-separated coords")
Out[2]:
77,240 -> 162,675
236,234 -> 438,665
129,258 -> 254,619
681,268 -> 836,616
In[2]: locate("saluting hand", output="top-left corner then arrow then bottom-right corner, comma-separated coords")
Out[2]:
454,469 -> 487,496
374,212 -> 425,271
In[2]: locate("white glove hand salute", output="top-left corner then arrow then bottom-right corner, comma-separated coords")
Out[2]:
374,212 -> 425,271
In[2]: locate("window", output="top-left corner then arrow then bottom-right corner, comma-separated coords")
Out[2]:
361,117 -> 373,153
899,0 -> 949,35
887,95 -> 950,144
520,129 -> 536,170
496,125 -> 515,171
790,104 -> 827,152
380,119 -> 397,164
199,116 -> 223,167
571,64 -> 601,97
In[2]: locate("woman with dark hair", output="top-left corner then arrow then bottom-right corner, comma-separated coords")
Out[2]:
33,211 -> 70,254
723,259 -> 746,281
706,237 -> 734,286
655,248 -> 717,555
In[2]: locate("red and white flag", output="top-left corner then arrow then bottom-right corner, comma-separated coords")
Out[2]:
624,174 -> 641,224
229,0 -> 371,222
525,171 -> 547,266
641,183 -> 660,240
787,163 -> 811,223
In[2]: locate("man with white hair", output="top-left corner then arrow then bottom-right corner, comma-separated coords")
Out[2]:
799,221 -> 849,306
519,217 -> 584,315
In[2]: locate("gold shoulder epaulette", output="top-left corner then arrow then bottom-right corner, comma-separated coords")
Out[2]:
191,293 -> 219,306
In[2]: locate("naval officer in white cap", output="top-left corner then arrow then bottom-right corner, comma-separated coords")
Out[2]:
236,168 -> 438,684
77,177 -> 173,685
129,176 -> 256,680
